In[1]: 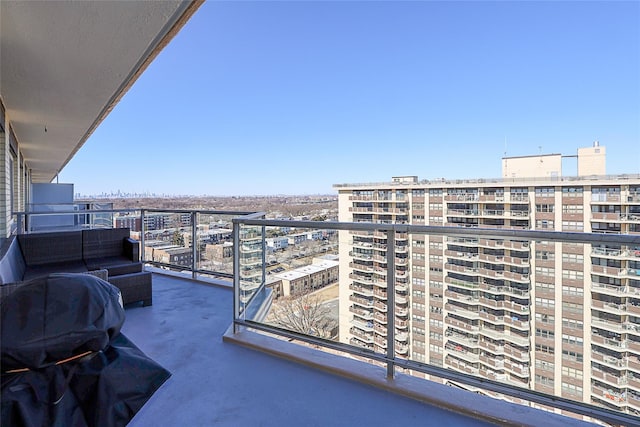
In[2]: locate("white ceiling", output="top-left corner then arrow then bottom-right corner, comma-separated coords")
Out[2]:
0,0 -> 200,182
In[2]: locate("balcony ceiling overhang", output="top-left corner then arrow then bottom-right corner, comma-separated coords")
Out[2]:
0,0 -> 201,183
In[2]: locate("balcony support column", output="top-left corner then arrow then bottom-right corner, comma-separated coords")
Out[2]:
386,228 -> 396,378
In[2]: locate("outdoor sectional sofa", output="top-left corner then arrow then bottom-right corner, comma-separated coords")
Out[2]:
0,228 -> 152,306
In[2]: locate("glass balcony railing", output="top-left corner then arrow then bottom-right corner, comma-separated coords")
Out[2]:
14,207 -> 257,281
12,207 -> 640,425
231,216 -> 640,427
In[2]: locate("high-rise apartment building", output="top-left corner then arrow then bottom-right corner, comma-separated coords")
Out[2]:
335,145 -> 640,416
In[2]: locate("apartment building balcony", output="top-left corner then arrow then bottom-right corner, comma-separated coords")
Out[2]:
374,324 -> 387,336
446,357 -> 480,375
350,327 -> 374,343
445,249 -> 479,260
592,318 -> 627,334
445,263 -> 479,275
349,261 -> 374,272
592,299 -> 628,315
445,275 -> 480,289
445,316 -> 480,333
445,303 -> 481,320
444,194 -> 480,202
591,282 -> 628,296
503,315 -> 528,330
479,340 -> 504,353
479,308 -> 504,326
9,212 -> 637,426
349,283 -> 374,297
351,238 -> 374,247
592,334 -> 628,350
592,369 -> 629,386
509,195 -> 530,203
374,336 -> 387,348
447,333 -> 479,349
446,346 -> 480,363
591,385 -> 628,408
479,354 -> 504,369
352,316 -> 375,331
395,342 -> 409,355
592,194 -> 622,203
373,312 -> 387,324
482,329 -> 529,347
349,273 -> 374,285
349,305 -> 373,320
444,289 -> 478,304
592,212 -> 624,222
349,295 -> 374,307
592,351 -> 627,369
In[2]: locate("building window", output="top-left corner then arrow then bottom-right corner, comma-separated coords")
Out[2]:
535,220 -> 554,229
562,317 -> 584,330
535,374 -> 554,386
535,359 -> 554,371
562,204 -> 584,214
562,349 -> 583,362
535,187 -> 555,196
535,250 -> 555,261
561,366 -> 583,380
535,282 -> 555,292
562,253 -> 584,263
561,333 -> 583,346
562,270 -> 584,280
561,382 -> 582,396
536,204 -> 555,213
535,344 -> 555,354
429,319 -> 442,328
428,241 -> 443,250
535,297 -> 555,309
562,286 -> 584,297
429,344 -> 443,354
562,187 -> 583,197
535,328 -> 554,339
535,266 -> 555,277
535,313 -> 555,324
562,302 -> 583,314
562,221 -> 584,231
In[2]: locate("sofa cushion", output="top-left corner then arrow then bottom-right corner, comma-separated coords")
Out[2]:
83,228 -> 131,260
85,257 -> 142,276
0,237 -> 26,284
22,261 -> 88,281
18,231 -> 83,267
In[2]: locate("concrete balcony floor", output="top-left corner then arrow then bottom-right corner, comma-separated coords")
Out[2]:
123,274 -> 591,427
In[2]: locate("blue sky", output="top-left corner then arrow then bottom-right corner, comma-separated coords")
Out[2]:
60,1 -> 640,196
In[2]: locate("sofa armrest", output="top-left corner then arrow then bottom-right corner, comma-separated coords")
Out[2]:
123,238 -> 140,262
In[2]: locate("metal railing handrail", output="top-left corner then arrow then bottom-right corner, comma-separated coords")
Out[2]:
234,217 -> 640,246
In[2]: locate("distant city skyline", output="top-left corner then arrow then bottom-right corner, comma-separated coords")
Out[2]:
59,1 -> 640,196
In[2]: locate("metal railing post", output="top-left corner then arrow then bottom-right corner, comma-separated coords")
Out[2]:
191,211 -> 197,279
140,209 -> 146,263
233,220 -> 241,333
262,219 -> 266,289
386,228 -> 396,378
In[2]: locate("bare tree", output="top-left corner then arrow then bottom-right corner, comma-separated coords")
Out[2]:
267,292 -> 338,340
